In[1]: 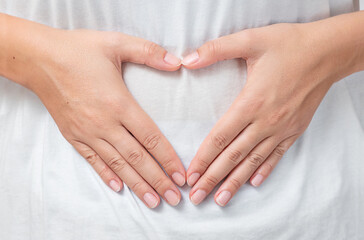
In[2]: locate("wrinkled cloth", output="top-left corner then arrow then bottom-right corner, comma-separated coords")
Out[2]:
0,1 -> 363,239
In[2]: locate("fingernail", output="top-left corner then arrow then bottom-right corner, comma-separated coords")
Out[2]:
190,189 -> 206,205
109,180 -> 121,192
172,172 -> 185,187
187,173 -> 200,187
251,174 -> 264,187
164,190 -> 180,206
144,193 -> 158,208
216,191 -> 231,207
164,52 -> 181,66
182,51 -> 199,65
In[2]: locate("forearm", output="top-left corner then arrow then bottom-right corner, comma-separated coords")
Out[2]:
303,10 -> 364,83
0,13 -> 59,89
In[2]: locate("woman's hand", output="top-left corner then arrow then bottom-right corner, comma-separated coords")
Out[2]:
0,14 -> 185,208
182,17 -> 361,206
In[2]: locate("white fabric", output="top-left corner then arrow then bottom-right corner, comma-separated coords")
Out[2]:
0,1 -> 363,239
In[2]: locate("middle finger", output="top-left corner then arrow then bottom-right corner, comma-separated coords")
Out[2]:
189,124 -> 268,205
187,100 -> 254,186
106,126 -> 182,206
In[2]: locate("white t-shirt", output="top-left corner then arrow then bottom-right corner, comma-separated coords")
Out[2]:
0,0 -> 363,239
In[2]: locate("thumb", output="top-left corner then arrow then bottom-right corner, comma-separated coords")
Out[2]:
116,33 -> 181,71
182,30 -> 252,69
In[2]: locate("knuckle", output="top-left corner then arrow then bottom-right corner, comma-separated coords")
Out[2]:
131,181 -> 144,194
246,152 -> 265,170
88,117 -> 105,130
229,177 -> 242,190
197,156 -> 211,169
264,161 -> 274,173
267,107 -> 290,127
273,145 -> 286,157
60,127 -> 73,140
267,115 -> 280,127
161,157 -> 174,171
211,133 -> 228,150
85,152 -> 99,166
294,124 -> 307,135
104,32 -> 126,51
234,95 -> 264,114
204,175 -> 219,187
150,177 -> 166,191
98,165 -> 109,178
142,132 -> 161,151
126,150 -> 144,167
143,41 -> 159,60
205,40 -> 221,59
108,156 -> 127,172
103,96 -> 125,113
226,149 -> 244,165
240,28 -> 255,47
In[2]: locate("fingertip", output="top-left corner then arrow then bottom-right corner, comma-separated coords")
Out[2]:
164,189 -> 181,206
158,61 -> 182,72
190,189 -> 207,205
251,173 -> 264,187
187,172 -> 200,187
144,192 -> 160,209
110,179 -> 122,192
160,51 -> 183,72
163,52 -> 182,66
172,172 -> 186,187
181,63 -> 200,70
182,55 -> 215,70
181,51 -> 200,66
215,190 -> 232,207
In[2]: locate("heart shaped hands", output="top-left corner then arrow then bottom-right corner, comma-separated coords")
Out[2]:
49,24 -> 336,208
6,13 -> 350,209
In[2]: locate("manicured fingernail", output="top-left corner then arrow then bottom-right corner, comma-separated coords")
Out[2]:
172,172 -> 185,187
190,189 -> 206,205
187,173 -> 200,187
164,52 -> 181,66
251,174 -> 264,187
164,190 -> 180,206
216,191 -> 231,207
182,51 -> 199,65
109,180 -> 121,192
144,193 -> 158,208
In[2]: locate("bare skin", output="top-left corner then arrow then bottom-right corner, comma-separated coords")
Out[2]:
0,13 -> 186,209
183,11 -> 364,206
1,10 -> 364,209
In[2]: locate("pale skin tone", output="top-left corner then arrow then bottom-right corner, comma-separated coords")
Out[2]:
1,11 -> 364,208
184,11 -> 364,206
0,13 -> 186,209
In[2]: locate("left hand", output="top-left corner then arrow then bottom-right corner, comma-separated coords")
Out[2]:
182,22 -> 346,206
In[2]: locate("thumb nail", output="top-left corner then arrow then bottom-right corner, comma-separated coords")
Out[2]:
182,51 -> 199,65
164,52 -> 181,66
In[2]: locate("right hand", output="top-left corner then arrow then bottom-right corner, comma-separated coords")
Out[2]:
26,28 -> 185,208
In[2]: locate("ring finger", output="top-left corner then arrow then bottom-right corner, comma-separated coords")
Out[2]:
91,140 -> 161,208
105,126 -> 181,206
249,135 -> 298,187
214,137 -> 282,206
72,140 -> 123,193
189,124 -> 268,205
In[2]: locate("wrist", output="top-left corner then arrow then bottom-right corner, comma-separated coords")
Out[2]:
0,13 -> 62,90
300,11 -> 364,84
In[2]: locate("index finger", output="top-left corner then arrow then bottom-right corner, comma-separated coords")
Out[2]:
186,97 -> 254,186
121,98 -> 186,187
